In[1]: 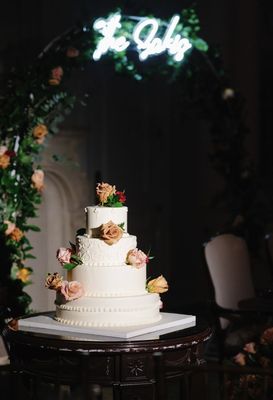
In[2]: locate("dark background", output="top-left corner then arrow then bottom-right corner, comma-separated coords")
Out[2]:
0,0 -> 272,312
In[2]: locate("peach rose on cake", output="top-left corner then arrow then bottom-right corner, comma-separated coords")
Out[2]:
100,220 -> 123,245
60,280 -> 84,301
56,247 -> 74,265
45,272 -> 63,290
96,182 -> 116,204
147,275 -> 169,294
126,248 -> 148,269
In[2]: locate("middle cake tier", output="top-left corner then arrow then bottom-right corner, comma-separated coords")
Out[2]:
76,234 -> 137,266
71,264 -> 147,297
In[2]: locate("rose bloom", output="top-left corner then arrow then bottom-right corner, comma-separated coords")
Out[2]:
56,247 -> 73,265
222,88 -> 235,100
31,169 -> 44,191
100,220 -> 123,245
261,327 -> 273,344
243,342 -> 256,354
147,275 -> 169,294
16,268 -> 31,283
10,227 -> 24,242
0,145 -> 8,156
0,153 -> 10,169
66,47 -> 80,58
60,280 -> 84,301
49,66 -> 63,85
126,248 -> 148,269
33,124 -> 48,144
116,190 -> 126,203
96,182 -> 116,204
233,352 -> 246,366
45,272 -> 63,290
4,220 -> 16,236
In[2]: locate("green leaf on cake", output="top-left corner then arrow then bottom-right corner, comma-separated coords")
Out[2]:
71,254 -> 83,264
63,263 -> 77,271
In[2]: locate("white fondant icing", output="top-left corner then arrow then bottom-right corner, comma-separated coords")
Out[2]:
85,206 -> 128,235
76,234 -> 136,266
55,204 -> 163,328
72,264 -> 147,297
55,293 -> 161,327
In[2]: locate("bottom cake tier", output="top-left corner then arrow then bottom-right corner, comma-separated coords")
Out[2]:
54,293 -> 162,327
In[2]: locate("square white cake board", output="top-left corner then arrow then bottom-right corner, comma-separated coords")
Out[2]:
18,312 -> 196,340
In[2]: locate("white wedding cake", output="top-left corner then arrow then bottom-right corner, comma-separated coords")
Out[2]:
45,182 -> 168,328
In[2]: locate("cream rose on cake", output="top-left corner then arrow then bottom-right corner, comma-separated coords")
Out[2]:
147,275 -> 169,293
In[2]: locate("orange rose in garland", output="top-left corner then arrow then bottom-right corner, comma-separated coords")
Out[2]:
16,268 -> 31,283
10,227 -> 24,242
48,66 -> 63,86
0,145 -> 16,169
32,124 -> 48,144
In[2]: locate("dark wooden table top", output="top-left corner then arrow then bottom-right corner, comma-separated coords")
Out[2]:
3,311 -> 213,354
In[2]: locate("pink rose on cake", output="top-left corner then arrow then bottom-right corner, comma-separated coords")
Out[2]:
100,220 -> 123,245
60,280 -> 84,301
126,248 -> 148,269
147,275 -> 169,294
56,247 -> 74,265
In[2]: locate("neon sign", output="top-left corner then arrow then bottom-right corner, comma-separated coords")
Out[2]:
93,14 -> 192,63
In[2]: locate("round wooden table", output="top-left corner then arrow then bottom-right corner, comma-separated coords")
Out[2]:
3,311 -> 213,400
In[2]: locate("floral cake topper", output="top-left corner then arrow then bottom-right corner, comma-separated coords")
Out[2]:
96,182 -> 126,207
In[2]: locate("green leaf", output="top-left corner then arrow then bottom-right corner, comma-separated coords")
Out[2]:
63,263 -> 77,271
24,254 -> 36,259
23,224 -> 41,232
193,38 -> 209,52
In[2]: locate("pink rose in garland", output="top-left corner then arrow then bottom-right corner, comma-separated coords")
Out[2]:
31,169 -> 44,191
126,248 -> 149,269
4,220 -> 16,236
60,280 -> 84,301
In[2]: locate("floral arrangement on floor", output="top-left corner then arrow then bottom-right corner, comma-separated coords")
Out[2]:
226,325 -> 273,399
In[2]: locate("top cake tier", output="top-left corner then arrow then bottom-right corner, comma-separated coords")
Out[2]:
85,206 -> 128,236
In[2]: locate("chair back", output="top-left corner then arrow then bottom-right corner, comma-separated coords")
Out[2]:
204,233 -> 256,328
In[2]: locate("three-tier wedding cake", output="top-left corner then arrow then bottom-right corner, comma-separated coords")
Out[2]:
45,182 -> 168,327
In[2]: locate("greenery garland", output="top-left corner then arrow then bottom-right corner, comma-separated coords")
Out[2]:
0,7 -> 271,325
